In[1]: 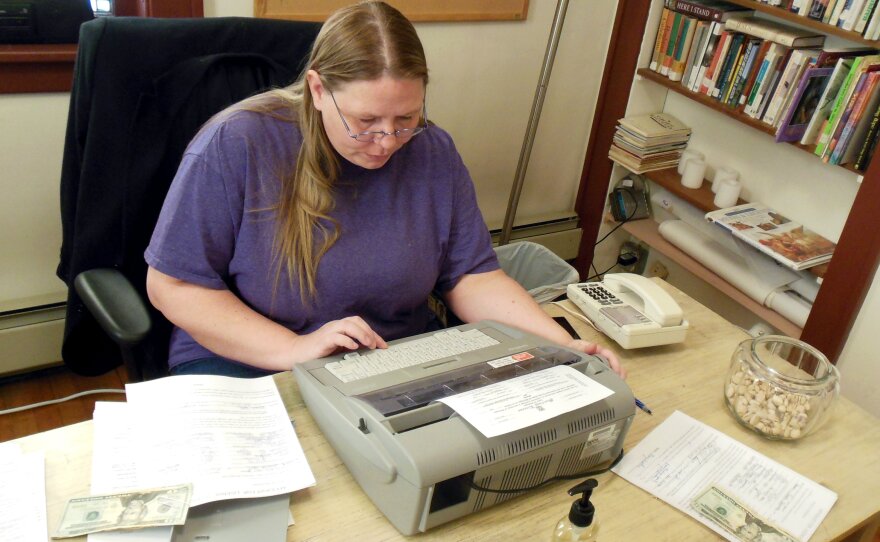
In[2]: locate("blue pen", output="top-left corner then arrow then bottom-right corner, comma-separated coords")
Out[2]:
635,398 -> 653,415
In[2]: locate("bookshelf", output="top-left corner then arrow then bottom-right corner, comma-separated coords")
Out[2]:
574,0 -> 880,363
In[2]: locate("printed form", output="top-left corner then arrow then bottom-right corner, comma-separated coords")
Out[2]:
437,365 -> 613,438
612,410 -> 837,542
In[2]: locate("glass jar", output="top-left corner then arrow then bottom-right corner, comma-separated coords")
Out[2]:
724,336 -> 839,440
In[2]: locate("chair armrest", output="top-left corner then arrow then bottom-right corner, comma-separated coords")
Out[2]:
74,268 -> 152,347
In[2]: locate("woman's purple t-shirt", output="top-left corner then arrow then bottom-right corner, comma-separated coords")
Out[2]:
145,110 -> 499,369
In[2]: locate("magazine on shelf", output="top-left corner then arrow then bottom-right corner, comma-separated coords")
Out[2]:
705,203 -> 836,270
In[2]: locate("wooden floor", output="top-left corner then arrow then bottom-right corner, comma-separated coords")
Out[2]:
0,364 -> 128,443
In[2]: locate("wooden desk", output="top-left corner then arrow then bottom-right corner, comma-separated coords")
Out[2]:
14,282 -> 880,541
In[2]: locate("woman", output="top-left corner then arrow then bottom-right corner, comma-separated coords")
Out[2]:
145,1 -> 624,378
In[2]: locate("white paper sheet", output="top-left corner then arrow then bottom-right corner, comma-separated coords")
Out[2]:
0,443 -> 48,542
90,375 -> 313,510
612,411 -> 837,542
89,402 -> 173,542
437,365 -> 613,438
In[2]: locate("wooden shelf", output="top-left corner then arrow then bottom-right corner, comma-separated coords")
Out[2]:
641,167 -> 829,278
621,218 -> 803,338
723,0 -> 880,47
637,69 -> 862,174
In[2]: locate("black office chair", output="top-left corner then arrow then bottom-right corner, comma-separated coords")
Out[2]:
56,16 -> 321,381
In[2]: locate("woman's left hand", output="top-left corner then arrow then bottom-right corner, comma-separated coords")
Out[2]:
567,339 -> 627,379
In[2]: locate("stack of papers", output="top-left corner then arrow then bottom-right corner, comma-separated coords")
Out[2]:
609,112 -> 691,173
89,375 -> 315,541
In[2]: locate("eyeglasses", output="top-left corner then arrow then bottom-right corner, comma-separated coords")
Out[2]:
328,89 -> 428,143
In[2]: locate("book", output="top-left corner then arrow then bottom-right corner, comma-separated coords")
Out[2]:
800,57 -> 854,145
835,72 -> 880,164
723,15 -> 827,47
649,8 -> 673,72
670,16 -> 698,82
756,49 -> 794,119
853,0 -> 877,33
681,20 -> 709,87
840,0 -> 869,30
705,203 -> 836,270
712,32 -> 746,99
743,42 -> 785,114
666,0 -> 753,21
763,49 -> 820,126
662,12 -> 685,76
775,66 -> 834,142
736,40 -> 772,108
826,70 -> 880,162
701,30 -> 732,94
690,21 -> 723,91
815,54 -> 880,156
809,0 -> 833,19
853,100 -> 880,169
618,112 -> 692,139
725,37 -> 762,105
652,9 -> 677,72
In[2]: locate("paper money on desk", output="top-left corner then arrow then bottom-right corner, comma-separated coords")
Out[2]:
53,484 -> 192,539
693,486 -> 799,542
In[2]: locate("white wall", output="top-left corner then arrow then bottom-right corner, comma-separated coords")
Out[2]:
0,93 -> 68,311
204,0 -> 617,228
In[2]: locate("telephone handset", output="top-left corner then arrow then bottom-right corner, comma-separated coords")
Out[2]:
566,273 -> 689,349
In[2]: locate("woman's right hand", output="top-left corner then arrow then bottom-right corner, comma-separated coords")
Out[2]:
291,316 -> 388,365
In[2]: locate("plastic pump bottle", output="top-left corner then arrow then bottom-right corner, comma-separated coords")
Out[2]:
551,479 -> 599,541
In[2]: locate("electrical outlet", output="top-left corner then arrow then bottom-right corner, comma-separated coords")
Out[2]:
648,261 -> 669,280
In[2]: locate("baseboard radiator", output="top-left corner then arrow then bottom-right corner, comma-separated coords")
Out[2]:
0,302 -> 65,377
489,214 -> 582,261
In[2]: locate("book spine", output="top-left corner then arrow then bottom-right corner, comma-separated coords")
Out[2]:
831,74 -> 880,163
650,8 -> 672,72
842,0 -> 869,30
809,0 -> 831,20
653,9 -> 677,72
713,34 -> 745,99
757,50 -> 792,120
825,71 -> 870,160
662,13 -> 684,76
719,36 -> 748,102
824,0 -> 842,22
702,31 -> 732,95
670,17 -> 697,82
815,56 -> 865,155
672,0 -> 725,21
854,0 -> 877,32
763,50 -> 804,126
681,21 -> 708,88
739,41 -> 772,108
727,39 -> 760,106
829,0 -> 851,25
691,21 -> 722,92
854,101 -> 880,169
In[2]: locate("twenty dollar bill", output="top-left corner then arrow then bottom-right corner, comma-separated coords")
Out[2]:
53,483 -> 192,539
693,485 -> 799,542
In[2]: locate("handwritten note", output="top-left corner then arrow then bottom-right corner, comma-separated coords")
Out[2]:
612,411 -> 837,542
437,365 -> 613,437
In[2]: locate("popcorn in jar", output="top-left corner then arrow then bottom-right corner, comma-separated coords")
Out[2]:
724,336 -> 839,440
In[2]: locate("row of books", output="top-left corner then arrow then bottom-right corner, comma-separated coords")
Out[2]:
608,113 -> 692,173
756,0 -> 880,41
650,0 -> 880,170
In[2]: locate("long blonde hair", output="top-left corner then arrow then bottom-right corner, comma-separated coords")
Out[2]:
233,2 -> 428,305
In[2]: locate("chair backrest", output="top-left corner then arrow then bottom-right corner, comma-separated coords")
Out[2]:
57,16 -> 321,378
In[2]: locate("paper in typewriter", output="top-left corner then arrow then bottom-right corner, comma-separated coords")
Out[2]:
436,365 -> 613,438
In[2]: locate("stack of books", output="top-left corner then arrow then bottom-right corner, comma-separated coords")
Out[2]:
609,112 -> 692,173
